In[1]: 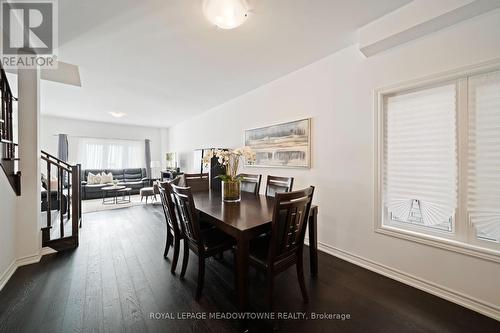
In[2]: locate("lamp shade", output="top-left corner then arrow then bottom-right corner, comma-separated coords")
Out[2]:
203,0 -> 249,30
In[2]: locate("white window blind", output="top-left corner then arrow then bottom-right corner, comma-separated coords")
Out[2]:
468,70 -> 500,242
384,84 -> 457,228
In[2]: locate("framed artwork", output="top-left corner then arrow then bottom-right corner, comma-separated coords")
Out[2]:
245,118 -> 311,168
165,152 -> 177,169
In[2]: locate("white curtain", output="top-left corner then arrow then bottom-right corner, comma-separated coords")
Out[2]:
468,70 -> 500,242
75,137 -> 144,170
384,84 -> 457,227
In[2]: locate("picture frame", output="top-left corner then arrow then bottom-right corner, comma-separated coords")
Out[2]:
165,152 -> 177,169
244,118 -> 311,168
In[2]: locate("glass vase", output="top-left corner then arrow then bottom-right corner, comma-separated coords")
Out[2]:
222,179 -> 241,203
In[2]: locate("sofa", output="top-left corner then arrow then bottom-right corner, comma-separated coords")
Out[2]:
81,168 -> 148,200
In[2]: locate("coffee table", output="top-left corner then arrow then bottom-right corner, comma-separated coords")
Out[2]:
102,185 -> 126,205
116,187 -> 132,204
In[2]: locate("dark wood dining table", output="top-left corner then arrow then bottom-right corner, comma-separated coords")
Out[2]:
192,190 -> 319,311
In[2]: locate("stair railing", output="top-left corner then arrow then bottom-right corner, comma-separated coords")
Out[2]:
0,61 -> 20,195
41,150 -> 81,250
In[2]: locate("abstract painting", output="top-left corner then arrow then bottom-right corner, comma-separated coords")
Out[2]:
165,152 -> 177,169
245,118 -> 311,168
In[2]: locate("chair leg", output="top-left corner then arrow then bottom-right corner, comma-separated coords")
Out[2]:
196,257 -> 205,300
164,231 -> 173,258
171,237 -> 181,274
267,271 -> 279,331
297,251 -> 309,303
180,240 -> 190,279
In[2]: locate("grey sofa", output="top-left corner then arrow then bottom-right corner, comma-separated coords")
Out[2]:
81,168 -> 148,200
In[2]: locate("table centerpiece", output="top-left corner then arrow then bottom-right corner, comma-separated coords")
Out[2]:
203,147 -> 256,202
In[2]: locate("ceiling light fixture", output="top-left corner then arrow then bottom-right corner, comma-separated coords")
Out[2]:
203,0 -> 249,30
109,111 -> 126,118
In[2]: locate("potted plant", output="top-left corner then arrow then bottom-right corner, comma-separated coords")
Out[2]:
203,147 -> 256,202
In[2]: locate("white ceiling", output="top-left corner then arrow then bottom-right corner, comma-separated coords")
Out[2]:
41,0 -> 411,128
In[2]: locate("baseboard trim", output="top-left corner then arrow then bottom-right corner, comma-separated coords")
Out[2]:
0,247 -> 56,292
0,259 -> 17,291
306,239 -> 500,321
15,252 -> 42,267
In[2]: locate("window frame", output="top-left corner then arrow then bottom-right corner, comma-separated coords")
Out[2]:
374,58 -> 500,263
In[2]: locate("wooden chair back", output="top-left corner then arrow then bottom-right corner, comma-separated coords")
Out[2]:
158,182 -> 181,237
238,173 -> 262,195
265,175 -> 294,197
184,173 -> 209,192
269,187 -> 314,262
170,175 -> 184,186
171,184 -> 202,249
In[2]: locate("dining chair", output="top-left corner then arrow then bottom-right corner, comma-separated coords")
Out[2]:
238,173 -> 262,195
158,183 -> 183,274
265,175 -> 294,197
171,184 -> 235,299
184,173 -> 209,192
249,186 -> 315,309
170,174 -> 184,186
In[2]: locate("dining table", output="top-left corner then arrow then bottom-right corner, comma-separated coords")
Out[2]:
192,190 -> 319,311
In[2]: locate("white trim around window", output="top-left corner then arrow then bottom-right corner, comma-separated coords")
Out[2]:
374,58 -> 500,264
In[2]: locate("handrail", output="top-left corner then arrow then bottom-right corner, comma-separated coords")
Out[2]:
41,150 -> 72,168
41,155 -> 72,172
0,63 -> 14,97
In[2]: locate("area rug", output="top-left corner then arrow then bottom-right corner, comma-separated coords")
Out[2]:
82,194 -> 160,213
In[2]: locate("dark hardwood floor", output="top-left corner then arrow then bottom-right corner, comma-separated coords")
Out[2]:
0,205 -> 498,333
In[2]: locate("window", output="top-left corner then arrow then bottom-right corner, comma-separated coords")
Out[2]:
385,84 -> 457,233
375,62 -> 500,261
468,71 -> 500,244
73,137 -> 144,170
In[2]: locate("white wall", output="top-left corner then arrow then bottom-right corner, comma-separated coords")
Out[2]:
0,172 -> 17,289
160,128 -> 170,170
40,115 -> 166,172
168,10 -> 500,317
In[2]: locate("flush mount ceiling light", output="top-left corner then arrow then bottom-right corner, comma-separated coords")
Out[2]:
109,111 -> 126,118
203,0 -> 249,30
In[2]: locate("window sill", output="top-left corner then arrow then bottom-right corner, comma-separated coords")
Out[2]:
375,224 -> 500,264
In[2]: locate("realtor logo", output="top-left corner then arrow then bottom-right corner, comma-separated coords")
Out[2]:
1,0 -> 58,68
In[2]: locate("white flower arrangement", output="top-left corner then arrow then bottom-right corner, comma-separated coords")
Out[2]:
203,147 -> 256,181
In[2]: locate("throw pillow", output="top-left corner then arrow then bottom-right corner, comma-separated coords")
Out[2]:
87,172 -> 101,185
100,172 -> 113,184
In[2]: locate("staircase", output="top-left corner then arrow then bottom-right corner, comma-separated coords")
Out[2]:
0,63 -> 21,195
41,151 -> 82,251
1,63 -> 81,251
